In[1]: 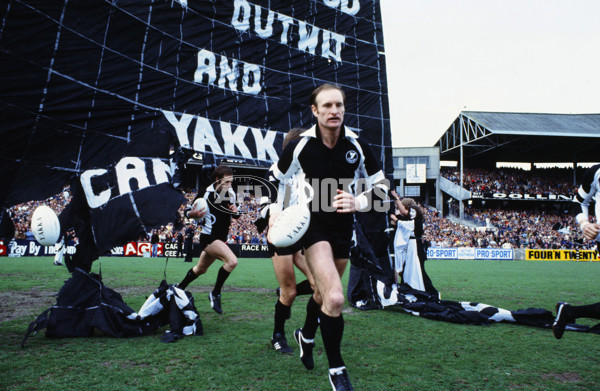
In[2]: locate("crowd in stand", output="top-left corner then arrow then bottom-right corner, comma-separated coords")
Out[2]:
423,207 -> 593,250
226,193 -> 267,245
441,167 -> 581,195
5,184 -> 594,250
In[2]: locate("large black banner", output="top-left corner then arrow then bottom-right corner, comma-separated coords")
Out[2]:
0,0 -> 390,208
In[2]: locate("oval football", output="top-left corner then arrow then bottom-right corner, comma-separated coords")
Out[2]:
270,204 -> 310,248
31,205 -> 61,246
191,198 -> 208,220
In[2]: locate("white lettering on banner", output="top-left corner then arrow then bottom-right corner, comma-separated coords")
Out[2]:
484,192 -> 573,201
253,4 -> 274,38
277,14 -> 293,44
164,111 -> 279,162
28,241 -> 41,256
81,157 -> 172,209
427,248 -> 458,259
138,242 -> 151,255
194,49 -> 262,95
124,242 -> 138,256
111,246 -> 124,256
80,169 -> 111,208
427,247 -> 513,260
163,111 -> 193,147
231,0 -> 346,62
475,249 -> 513,260
8,241 -> 25,256
323,0 -> 361,15
221,122 -> 252,158
298,21 -> 319,56
250,127 -> 278,161
116,157 -> 151,195
241,244 -> 269,252
193,116 -> 224,155
164,243 -> 178,251
457,247 -> 475,260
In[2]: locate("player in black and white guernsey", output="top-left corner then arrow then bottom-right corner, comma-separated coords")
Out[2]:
178,165 -> 240,314
269,84 -> 388,391
553,164 -> 600,339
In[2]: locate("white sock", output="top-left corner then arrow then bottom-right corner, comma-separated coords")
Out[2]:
329,366 -> 346,375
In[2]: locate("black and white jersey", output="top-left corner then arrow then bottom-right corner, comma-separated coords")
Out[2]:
271,124 -> 387,231
573,164 -> 600,226
189,184 -> 239,241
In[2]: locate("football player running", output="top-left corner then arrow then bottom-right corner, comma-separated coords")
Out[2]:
177,165 -> 240,315
257,128 -> 316,355
269,84 -> 388,391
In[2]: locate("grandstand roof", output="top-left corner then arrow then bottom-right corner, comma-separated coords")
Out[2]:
437,111 -> 600,165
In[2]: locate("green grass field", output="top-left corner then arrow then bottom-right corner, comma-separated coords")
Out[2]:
1,257 -> 599,390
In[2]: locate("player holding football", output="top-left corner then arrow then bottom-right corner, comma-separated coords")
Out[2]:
552,164 -> 600,339
177,165 -> 240,314
269,84 -> 388,391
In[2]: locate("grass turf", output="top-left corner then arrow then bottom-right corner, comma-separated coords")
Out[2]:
1,257 -> 599,390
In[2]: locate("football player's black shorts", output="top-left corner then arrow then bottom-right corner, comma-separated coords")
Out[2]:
301,224 -> 352,259
197,234 -> 220,253
268,241 -> 303,257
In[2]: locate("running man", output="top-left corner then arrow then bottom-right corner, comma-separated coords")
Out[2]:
177,165 -> 240,314
259,129 -> 316,354
269,84 -> 388,390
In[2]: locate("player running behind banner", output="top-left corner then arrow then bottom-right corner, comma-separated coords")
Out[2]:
268,84 -> 389,391
553,163 -> 600,339
255,128 -> 316,354
177,165 -> 240,314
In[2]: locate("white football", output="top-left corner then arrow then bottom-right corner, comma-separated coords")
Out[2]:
190,197 -> 208,220
270,204 -> 311,248
31,205 -> 61,246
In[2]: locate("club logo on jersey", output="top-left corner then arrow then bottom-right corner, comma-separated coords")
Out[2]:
345,150 -> 358,164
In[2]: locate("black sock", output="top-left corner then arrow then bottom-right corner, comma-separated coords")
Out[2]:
273,299 -> 291,336
179,268 -> 198,289
296,279 -> 314,296
302,295 -> 320,339
319,312 -> 345,369
571,302 -> 600,320
213,266 -> 231,295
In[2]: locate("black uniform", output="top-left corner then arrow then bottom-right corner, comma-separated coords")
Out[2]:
272,125 -> 386,258
187,184 -> 239,252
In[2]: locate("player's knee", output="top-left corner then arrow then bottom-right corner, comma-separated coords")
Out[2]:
327,291 -> 345,311
225,257 -> 238,271
281,288 -> 297,303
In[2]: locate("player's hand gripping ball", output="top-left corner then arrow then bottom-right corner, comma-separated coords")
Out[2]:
190,198 -> 209,220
